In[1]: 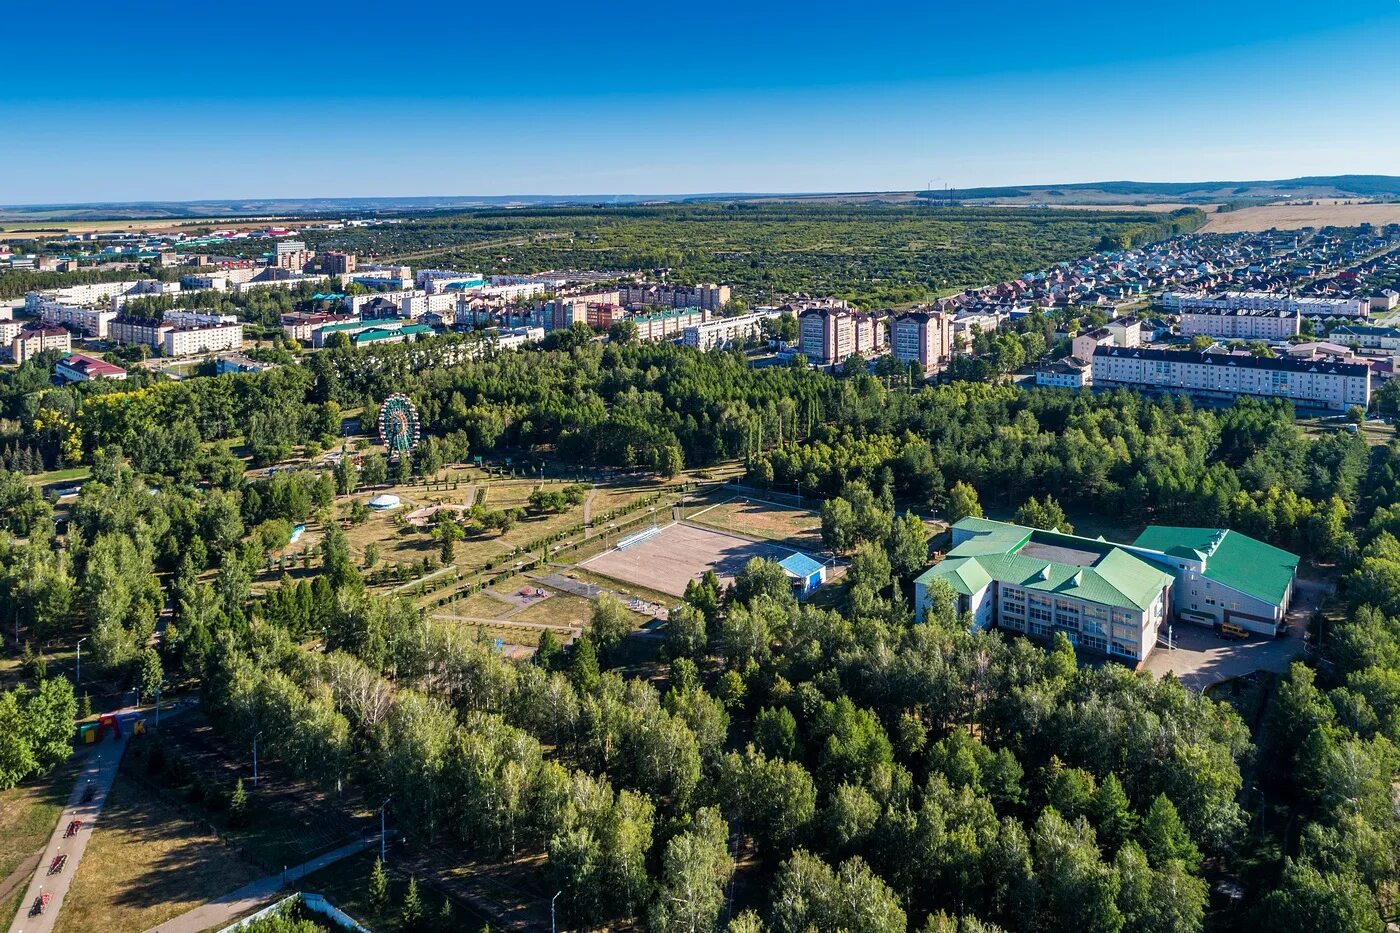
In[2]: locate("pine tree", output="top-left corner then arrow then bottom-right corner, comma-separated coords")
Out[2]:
368,857 -> 389,914
229,778 -> 248,827
401,875 -> 423,930
80,693 -> 93,720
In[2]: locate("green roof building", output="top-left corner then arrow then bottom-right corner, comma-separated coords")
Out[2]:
915,516 -> 1298,662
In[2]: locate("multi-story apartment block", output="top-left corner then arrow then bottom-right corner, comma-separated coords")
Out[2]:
1330,324 -> 1400,352
273,240 -> 310,271
320,251 -> 357,275
1034,357 -> 1093,389
33,301 -> 118,338
682,309 -> 783,350
630,307 -> 705,342
1092,345 -> 1371,411
416,270 -> 485,294
1164,290 -> 1369,319
1179,308 -> 1301,341
891,311 -> 952,375
915,517 -> 1297,661
1072,327 -> 1115,362
798,306 -> 885,366
163,322 -> 244,357
619,283 -> 730,312
282,312 -> 359,343
10,325 -> 71,363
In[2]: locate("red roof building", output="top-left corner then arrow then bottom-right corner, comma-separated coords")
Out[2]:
55,352 -> 127,383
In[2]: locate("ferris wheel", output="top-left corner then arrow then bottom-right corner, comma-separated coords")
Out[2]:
378,393 -> 421,460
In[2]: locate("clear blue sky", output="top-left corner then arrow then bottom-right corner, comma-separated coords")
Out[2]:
3,0 -> 1398,203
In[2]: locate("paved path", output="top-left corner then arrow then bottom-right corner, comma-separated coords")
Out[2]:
142,839 -> 372,933
8,731 -> 130,933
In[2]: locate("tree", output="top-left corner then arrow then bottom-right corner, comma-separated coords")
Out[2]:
361,454 -> 388,488
886,511 -> 930,580
1015,495 -> 1073,534
1032,808 -> 1121,933
401,875 -> 424,930
229,778 -> 249,827
754,706 -> 797,760
1140,794 -> 1200,873
1256,861 -> 1383,933
1345,404 -> 1366,425
435,520 -> 463,564
1188,335 -> 1214,351
665,603 -> 707,660
138,647 -> 163,702
590,594 -> 631,663
945,481 -> 983,524
821,497 -> 858,553
609,320 -> 640,344
768,850 -> 905,933
648,807 -> 733,933
368,857 -> 389,914
1090,773 -> 1136,851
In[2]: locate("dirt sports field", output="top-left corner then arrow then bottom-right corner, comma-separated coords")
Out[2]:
1203,201 -> 1400,232
581,521 -> 803,597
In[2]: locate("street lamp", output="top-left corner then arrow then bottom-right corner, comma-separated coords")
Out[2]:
379,796 -> 393,864
75,637 -> 87,697
552,890 -> 562,933
253,731 -> 264,787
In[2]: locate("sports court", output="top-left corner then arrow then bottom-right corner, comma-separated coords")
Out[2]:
581,521 -> 800,597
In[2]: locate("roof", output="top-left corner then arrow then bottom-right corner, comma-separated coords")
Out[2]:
1093,344 -> 1370,378
1132,526 -> 1298,606
915,517 -> 1174,612
57,352 -> 125,378
778,552 -> 824,579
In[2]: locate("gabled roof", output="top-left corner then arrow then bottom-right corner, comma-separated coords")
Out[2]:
1132,526 -> 1298,606
778,552 -> 824,579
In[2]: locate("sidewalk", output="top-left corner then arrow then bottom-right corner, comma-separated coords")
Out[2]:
142,839 -> 371,933
7,730 -> 130,933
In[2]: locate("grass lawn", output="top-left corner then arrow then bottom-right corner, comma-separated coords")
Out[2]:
0,756 -> 80,883
683,496 -> 824,550
558,567 -> 678,612
26,466 -> 89,489
54,768 -> 262,933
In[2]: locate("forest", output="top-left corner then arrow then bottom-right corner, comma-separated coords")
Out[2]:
178,203 -> 1206,307
0,333 -> 1397,930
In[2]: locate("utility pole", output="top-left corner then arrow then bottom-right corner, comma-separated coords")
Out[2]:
253,731 -> 264,787
379,796 -> 394,864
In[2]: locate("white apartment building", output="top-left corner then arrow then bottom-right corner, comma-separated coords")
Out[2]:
1330,325 -> 1400,351
1035,357 -> 1093,389
34,300 -> 118,338
1092,345 -> 1371,411
683,309 -> 783,350
891,311 -> 953,375
163,322 -> 244,357
1072,327 -> 1115,361
1179,308 -> 1301,341
1164,290 -> 1369,319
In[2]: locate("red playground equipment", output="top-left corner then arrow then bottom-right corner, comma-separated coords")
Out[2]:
96,713 -> 122,740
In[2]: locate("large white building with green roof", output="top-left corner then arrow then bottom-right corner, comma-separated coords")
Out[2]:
914,517 -> 1299,662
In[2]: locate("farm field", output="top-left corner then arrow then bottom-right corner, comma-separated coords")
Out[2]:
1203,201 -> 1400,232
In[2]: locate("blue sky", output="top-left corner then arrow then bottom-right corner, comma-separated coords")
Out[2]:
2,0 -> 1398,203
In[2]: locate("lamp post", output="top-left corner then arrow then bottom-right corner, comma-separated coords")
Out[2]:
379,796 -> 393,864
552,890 -> 562,933
253,731 -> 264,787
75,637 -> 87,697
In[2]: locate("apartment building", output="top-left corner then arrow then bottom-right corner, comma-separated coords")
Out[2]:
163,322 -> 245,357
1330,324 -> 1400,352
1072,327 -> 1115,361
630,307 -> 705,342
33,301 -> 118,338
1165,290 -> 1369,319
272,240 -> 310,271
282,312 -> 359,343
320,251 -> 357,275
416,270 -> 485,294
1179,308 -> 1301,341
10,326 -> 71,363
683,308 -> 783,350
1034,357 -> 1093,389
1091,345 -> 1371,411
890,311 -> 953,375
1105,316 -> 1143,347
798,306 -> 885,366
619,283 -> 730,312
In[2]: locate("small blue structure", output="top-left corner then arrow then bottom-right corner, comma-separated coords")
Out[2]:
779,552 -> 826,595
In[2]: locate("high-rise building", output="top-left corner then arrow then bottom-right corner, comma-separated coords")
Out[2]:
891,311 -> 953,375
321,251 -> 357,275
272,240 -> 310,271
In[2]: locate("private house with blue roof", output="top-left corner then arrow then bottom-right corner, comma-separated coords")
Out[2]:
914,517 -> 1298,662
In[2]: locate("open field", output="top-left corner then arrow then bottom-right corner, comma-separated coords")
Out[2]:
53,768 -> 261,933
683,495 -> 824,551
1203,202 -> 1400,232
581,521 -> 801,597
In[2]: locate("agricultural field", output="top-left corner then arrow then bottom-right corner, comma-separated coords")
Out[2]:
1203,201 -> 1400,232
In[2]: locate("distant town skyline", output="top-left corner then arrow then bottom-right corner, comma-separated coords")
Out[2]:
4,0 -> 1398,204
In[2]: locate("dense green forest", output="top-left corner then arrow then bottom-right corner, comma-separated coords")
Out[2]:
185,204 -> 1205,307
1,336 -> 1397,931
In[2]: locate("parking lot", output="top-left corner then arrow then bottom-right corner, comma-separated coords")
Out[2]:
1141,624 -> 1303,691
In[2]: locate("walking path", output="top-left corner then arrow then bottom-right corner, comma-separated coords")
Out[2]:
8,729 -> 130,933
142,839 -> 372,933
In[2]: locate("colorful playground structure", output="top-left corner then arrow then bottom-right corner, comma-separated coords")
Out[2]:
77,711 -> 146,744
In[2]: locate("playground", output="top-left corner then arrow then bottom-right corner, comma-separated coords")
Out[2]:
580,521 -> 801,598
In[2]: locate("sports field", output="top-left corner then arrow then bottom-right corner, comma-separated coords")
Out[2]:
581,521 -> 802,597
683,495 -> 824,550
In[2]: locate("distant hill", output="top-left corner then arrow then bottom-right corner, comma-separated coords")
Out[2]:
914,175 -> 1400,204
3,176 -> 1398,221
